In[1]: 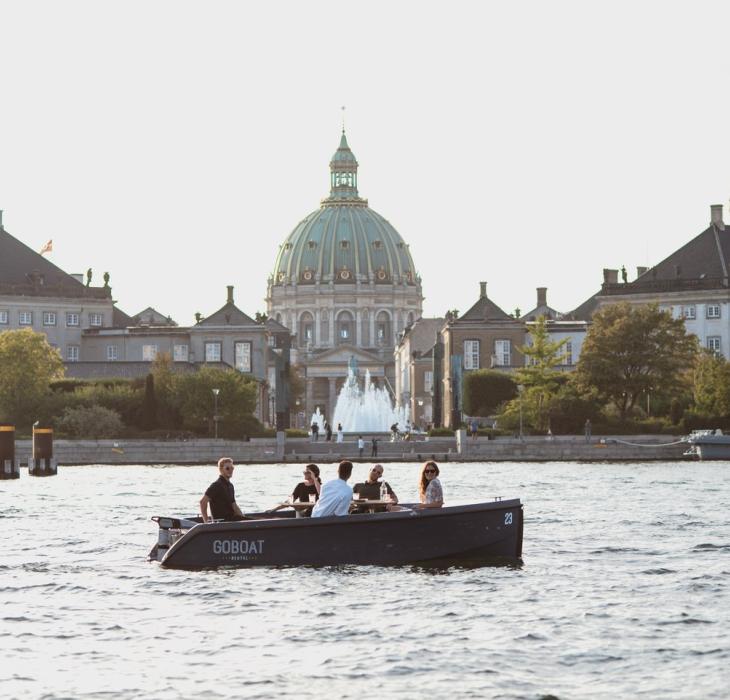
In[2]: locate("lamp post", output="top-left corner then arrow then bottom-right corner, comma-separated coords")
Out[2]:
517,384 -> 524,441
212,388 -> 220,439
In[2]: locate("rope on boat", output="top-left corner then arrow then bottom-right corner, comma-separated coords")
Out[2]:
602,438 -> 687,448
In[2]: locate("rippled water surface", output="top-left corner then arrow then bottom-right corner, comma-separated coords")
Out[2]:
2,461 -> 730,699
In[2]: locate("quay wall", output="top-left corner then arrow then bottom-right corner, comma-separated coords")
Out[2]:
12,434 -> 689,465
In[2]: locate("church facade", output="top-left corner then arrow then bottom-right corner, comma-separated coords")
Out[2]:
266,132 -> 423,424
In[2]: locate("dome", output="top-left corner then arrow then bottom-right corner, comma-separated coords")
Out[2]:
271,132 -> 419,287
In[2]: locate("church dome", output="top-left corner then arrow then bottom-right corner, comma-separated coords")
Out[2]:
271,132 -> 419,287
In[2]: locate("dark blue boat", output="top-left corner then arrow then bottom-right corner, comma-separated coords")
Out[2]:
149,499 -> 523,569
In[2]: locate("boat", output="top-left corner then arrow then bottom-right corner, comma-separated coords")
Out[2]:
684,430 -> 730,460
149,499 -> 523,569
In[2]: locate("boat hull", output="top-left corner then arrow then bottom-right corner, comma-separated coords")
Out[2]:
156,500 -> 523,569
686,435 -> 730,460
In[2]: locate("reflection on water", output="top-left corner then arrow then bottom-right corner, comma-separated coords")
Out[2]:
1,461 -> 729,700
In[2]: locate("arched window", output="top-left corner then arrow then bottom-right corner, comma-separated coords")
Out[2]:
337,310 -> 354,346
376,310 -> 391,346
299,311 -> 314,347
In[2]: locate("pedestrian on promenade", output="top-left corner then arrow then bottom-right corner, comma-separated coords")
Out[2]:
584,419 -> 592,444
357,435 -> 365,459
325,422 -> 332,442
371,437 -> 379,457
311,421 -> 319,442
336,423 -> 344,443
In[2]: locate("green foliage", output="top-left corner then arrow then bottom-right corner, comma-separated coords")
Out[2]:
463,370 -> 517,416
0,329 -> 65,428
692,351 -> 730,416
168,367 -> 259,438
428,427 -> 455,436
495,316 -> 569,432
669,398 -> 684,425
544,382 -> 601,434
285,428 -> 308,437
74,383 -> 143,426
58,405 -> 124,438
139,374 -> 158,429
575,303 -> 698,419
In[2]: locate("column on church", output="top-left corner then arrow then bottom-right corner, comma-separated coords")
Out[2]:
328,378 -> 337,422
315,310 -> 321,347
355,310 -> 362,346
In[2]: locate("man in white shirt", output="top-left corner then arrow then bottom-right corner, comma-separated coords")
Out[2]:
311,461 -> 353,517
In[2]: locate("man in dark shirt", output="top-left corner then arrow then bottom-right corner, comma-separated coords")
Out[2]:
199,457 -> 245,522
352,464 -> 398,503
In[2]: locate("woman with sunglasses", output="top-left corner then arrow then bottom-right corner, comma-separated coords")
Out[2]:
416,461 -> 443,509
268,464 -> 322,515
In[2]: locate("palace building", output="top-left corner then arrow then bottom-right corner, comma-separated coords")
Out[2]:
266,131 -> 423,423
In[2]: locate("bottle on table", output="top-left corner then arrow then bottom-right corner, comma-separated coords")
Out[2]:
380,480 -> 388,502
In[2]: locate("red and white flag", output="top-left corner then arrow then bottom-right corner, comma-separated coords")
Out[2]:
39,239 -> 53,255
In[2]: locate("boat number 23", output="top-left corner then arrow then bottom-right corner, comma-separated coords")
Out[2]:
504,512 -> 513,525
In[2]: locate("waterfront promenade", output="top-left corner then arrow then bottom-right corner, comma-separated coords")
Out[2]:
13,432 -> 689,465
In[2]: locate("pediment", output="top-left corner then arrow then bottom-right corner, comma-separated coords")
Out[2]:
308,345 -> 384,365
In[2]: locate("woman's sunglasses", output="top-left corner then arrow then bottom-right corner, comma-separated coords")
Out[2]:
424,469 -> 436,474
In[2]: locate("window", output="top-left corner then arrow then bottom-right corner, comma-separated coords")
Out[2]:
707,336 -> 722,355
205,342 -> 221,362
89,313 -> 103,327
173,344 -> 189,362
67,345 -> 79,362
66,313 -> 80,327
464,340 -> 480,370
707,304 -> 721,319
0,310 -> 8,325
18,311 -> 33,326
43,311 -> 56,326
106,345 -> 118,361
424,370 -> 433,394
339,323 -> 350,340
268,335 -> 276,347
142,344 -> 158,361
235,341 -> 252,372
340,240 -> 349,249
307,241 -> 317,249
377,323 -> 387,343
565,341 -> 573,366
304,324 -> 313,342
494,339 -> 511,367
683,305 -> 696,320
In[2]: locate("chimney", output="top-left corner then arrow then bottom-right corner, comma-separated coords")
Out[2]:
479,281 -> 487,298
227,285 -> 234,304
536,287 -> 547,307
603,268 -> 619,284
636,266 -> 648,278
711,204 -> 724,229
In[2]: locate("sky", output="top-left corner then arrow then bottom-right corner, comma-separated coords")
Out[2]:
2,1 -> 730,325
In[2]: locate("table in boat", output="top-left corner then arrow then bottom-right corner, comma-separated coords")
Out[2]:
278,500 -> 393,513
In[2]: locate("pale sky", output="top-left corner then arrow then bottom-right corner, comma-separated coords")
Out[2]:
2,1 -> 729,325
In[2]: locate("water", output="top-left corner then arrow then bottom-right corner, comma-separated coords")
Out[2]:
1,461 -> 729,699
332,368 -> 409,432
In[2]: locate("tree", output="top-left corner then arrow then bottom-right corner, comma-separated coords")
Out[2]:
463,370 -> 517,416
139,373 -> 158,429
575,303 -> 698,419
511,315 -> 569,430
0,329 -> 65,427
169,367 -> 259,437
692,350 -> 730,416
59,405 -> 124,438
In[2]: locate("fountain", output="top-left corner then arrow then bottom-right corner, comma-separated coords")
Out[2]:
332,366 -> 409,433
309,407 -> 327,432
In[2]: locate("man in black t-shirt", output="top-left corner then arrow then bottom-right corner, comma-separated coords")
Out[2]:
352,464 -> 398,503
199,457 -> 245,522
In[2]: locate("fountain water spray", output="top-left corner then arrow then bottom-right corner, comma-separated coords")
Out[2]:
332,367 -> 409,432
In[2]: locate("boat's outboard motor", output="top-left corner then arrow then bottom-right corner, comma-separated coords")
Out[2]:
149,517 -> 198,562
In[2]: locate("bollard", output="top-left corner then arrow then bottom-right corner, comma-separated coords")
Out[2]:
30,426 -> 58,477
0,425 -> 20,479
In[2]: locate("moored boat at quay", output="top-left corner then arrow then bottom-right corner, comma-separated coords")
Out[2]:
684,430 -> 730,460
149,499 -> 523,569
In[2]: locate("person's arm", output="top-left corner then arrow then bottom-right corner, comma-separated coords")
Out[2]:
386,482 -> 398,504
232,501 -> 244,518
200,494 -> 211,522
313,480 -> 321,496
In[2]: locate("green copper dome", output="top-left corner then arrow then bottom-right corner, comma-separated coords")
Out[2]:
272,133 -> 419,287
